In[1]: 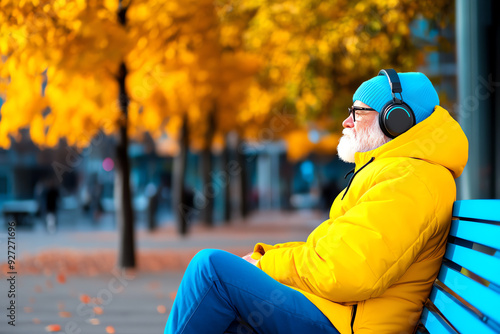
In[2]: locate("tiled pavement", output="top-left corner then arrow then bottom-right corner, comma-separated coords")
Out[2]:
0,210 -> 326,334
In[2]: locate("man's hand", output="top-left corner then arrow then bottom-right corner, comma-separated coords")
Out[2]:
242,252 -> 258,265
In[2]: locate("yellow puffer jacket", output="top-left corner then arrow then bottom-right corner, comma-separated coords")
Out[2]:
252,106 -> 468,334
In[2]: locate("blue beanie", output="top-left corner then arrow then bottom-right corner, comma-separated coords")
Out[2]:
352,72 -> 439,124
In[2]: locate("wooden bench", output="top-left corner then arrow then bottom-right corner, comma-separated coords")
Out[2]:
417,199 -> 500,333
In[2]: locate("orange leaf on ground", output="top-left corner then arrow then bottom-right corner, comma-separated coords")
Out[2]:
59,311 -> 72,318
88,318 -> 100,325
106,326 -> 115,334
56,273 -> 66,284
79,294 -> 91,304
93,306 -> 103,315
45,324 -> 61,332
29,298 -> 36,304
157,305 -> 167,314
33,318 -> 41,324
24,307 -> 33,313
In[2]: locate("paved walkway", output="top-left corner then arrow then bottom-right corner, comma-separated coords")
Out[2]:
0,210 -> 328,334
3,210 -> 326,274
1,271 -> 184,334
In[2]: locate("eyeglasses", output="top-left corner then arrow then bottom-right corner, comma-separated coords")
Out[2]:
348,106 -> 376,122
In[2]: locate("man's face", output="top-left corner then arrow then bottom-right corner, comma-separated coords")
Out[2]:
337,100 -> 391,163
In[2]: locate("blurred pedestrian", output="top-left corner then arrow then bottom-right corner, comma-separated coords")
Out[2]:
145,182 -> 159,231
90,182 -> 103,222
34,179 -> 46,218
178,186 -> 194,235
44,180 -> 60,234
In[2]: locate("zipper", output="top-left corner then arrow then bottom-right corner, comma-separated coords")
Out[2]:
342,157 -> 375,200
351,304 -> 357,334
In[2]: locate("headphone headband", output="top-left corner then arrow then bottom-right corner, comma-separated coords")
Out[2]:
378,69 -> 402,94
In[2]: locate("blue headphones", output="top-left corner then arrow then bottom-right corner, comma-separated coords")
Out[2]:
378,69 -> 416,138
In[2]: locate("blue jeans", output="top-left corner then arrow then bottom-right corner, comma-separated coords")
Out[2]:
164,249 -> 340,334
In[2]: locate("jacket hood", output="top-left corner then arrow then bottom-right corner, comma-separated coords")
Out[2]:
355,106 -> 469,179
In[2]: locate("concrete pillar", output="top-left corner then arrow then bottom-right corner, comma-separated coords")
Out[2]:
456,0 -> 497,199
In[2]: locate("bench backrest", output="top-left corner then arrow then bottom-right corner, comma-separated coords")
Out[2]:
418,199 -> 500,334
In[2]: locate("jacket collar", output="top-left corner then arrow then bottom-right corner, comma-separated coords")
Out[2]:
353,106 -> 468,178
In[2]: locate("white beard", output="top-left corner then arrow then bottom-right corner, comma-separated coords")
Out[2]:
337,117 -> 391,163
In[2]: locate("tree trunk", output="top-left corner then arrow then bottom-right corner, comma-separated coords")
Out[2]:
116,62 -> 136,268
201,111 -> 215,226
173,114 -> 190,235
237,137 -> 249,218
115,3 -> 135,268
281,154 -> 293,211
222,137 -> 231,223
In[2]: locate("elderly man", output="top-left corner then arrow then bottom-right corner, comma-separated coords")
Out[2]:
164,69 -> 468,334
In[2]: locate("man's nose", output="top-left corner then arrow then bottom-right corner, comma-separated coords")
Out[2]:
342,114 -> 354,128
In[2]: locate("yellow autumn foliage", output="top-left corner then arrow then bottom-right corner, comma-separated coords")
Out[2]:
285,130 -> 314,162
315,133 -> 342,156
238,0 -> 452,160
0,0 -> 260,152
0,0 -> 452,161
284,129 -> 342,162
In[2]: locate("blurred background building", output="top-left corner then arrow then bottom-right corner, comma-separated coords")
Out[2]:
0,0 -> 498,233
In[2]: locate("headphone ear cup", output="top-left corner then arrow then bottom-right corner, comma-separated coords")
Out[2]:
379,102 -> 416,138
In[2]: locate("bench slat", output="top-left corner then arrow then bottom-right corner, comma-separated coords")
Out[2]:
429,287 -> 497,334
419,200 -> 500,334
444,243 -> 500,286
452,200 -> 500,222
449,220 -> 500,250
420,307 -> 457,334
438,264 -> 500,324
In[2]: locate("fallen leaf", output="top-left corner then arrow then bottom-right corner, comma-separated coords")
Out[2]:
29,298 -> 36,304
88,318 -> 100,325
106,326 -> 115,334
33,318 -> 41,324
59,311 -> 72,318
56,273 -> 66,284
24,307 -> 33,313
45,324 -> 61,332
79,294 -> 91,304
157,305 -> 167,314
93,306 -> 103,315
